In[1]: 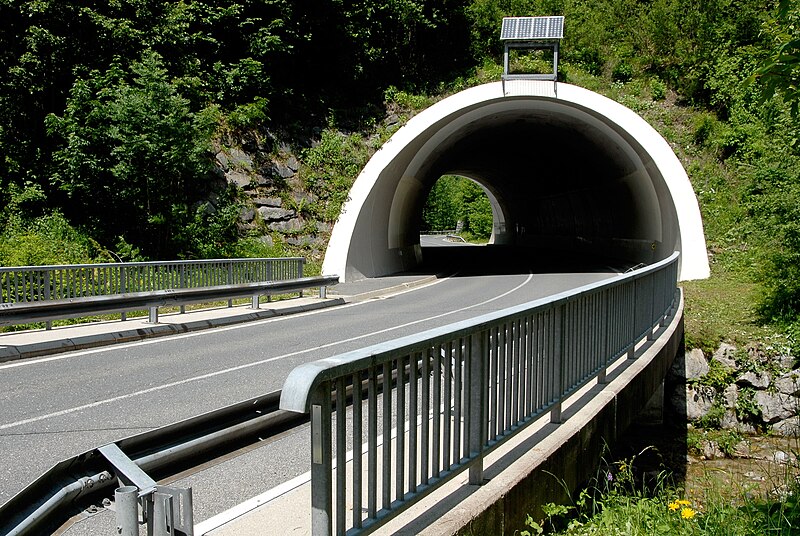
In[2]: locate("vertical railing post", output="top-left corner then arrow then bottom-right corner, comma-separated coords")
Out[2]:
551,304 -> 564,424
120,266 -> 127,322
227,261 -> 233,308
44,271 -> 52,330
468,330 -> 487,485
310,384 -> 333,536
180,264 -> 187,314
299,259 -> 305,297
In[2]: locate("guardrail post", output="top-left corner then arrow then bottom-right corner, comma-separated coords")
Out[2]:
149,306 -> 159,324
115,485 -> 139,536
468,330 -> 488,485
310,384 -> 333,535
320,285 -> 327,299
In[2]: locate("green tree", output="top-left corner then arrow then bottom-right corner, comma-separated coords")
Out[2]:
753,0 -> 800,116
47,50 -> 225,259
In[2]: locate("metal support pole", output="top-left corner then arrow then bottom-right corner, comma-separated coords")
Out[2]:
115,485 -> 140,536
120,268 -> 127,322
251,295 -> 260,309
551,305 -> 564,424
468,331 -> 487,485
148,306 -> 159,324
310,386 -> 333,536
320,286 -> 327,299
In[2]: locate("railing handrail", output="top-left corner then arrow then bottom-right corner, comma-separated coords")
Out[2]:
280,251 -> 679,413
0,257 -> 305,273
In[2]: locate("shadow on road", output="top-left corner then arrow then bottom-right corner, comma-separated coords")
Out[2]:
420,244 -> 634,276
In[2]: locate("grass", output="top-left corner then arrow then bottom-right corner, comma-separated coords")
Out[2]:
525,441 -> 800,536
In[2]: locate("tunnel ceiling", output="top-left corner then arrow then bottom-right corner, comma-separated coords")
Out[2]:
322,82 -> 709,282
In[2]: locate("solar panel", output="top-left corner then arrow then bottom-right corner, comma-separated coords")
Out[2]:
500,16 -> 564,40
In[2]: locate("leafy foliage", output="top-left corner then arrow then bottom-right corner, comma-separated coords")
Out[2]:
421,175 -> 494,240
46,51 -> 228,259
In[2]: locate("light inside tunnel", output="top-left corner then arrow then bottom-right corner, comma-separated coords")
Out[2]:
323,82 -> 709,282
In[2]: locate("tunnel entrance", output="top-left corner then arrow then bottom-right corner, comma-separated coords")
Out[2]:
322,81 -> 709,282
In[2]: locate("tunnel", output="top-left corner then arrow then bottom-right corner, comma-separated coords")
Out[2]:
322,81 -> 710,282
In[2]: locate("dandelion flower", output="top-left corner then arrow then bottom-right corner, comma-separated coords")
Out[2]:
681,507 -> 696,519
668,501 -> 680,512
677,499 -> 691,506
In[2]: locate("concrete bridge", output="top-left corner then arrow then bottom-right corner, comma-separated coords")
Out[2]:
323,80 -> 709,283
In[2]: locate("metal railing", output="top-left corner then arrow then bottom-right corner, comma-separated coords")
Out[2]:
0,258 -> 306,328
0,258 -> 304,303
279,252 -> 680,535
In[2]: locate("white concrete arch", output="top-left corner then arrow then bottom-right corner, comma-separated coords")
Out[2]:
322,81 -> 709,282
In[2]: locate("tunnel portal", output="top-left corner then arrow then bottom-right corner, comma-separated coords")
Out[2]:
322,81 -> 709,281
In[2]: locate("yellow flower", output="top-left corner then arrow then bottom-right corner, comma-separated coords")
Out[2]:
677,499 -> 691,506
668,501 -> 680,512
681,507 -> 696,520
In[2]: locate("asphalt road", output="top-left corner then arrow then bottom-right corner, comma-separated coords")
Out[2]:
0,267 -> 618,530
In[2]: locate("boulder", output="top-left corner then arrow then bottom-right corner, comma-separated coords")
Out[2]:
711,343 -> 738,370
775,371 -> 800,395
253,197 -> 283,208
286,156 -> 300,172
274,162 -> 295,179
755,391 -> 795,423
239,207 -> 256,223
229,148 -> 254,171
683,385 -> 716,421
668,348 -> 708,381
268,218 -> 303,233
772,416 -> 800,437
258,207 -> 295,221
226,170 -> 251,188
737,370 -> 771,389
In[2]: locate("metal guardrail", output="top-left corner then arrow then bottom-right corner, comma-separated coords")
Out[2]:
0,391 -> 308,536
0,258 -> 321,328
279,252 -> 680,535
0,275 -> 340,327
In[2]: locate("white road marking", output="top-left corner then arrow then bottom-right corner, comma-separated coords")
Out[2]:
0,274 -> 533,430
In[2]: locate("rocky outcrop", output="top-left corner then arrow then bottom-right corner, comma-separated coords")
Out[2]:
668,343 -> 800,436
213,140 -> 328,259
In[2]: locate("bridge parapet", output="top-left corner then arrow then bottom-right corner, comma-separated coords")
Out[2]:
280,252 -> 680,535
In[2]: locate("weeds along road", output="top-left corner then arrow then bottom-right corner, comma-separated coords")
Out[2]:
0,268 -> 617,507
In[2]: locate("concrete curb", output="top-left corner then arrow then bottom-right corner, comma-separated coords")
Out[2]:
0,298 -> 345,363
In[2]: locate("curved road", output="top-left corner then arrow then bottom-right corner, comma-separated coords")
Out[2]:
0,268 -> 617,522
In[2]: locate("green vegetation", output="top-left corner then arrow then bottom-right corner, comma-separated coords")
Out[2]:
421,175 -> 494,241
523,446 -> 800,535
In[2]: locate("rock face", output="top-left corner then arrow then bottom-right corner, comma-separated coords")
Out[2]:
668,343 -> 800,437
216,143 -> 329,259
